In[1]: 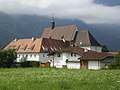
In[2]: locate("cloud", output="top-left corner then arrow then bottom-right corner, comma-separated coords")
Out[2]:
0,0 -> 120,24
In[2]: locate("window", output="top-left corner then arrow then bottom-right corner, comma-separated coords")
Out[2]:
50,47 -> 54,51
26,55 -> 28,58
71,53 -> 73,57
54,47 -> 58,51
42,45 -> 48,51
34,54 -> 36,57
74,53 -> 76,57
95,47 -> 97,51
57,53 -> 61,57
17,55 -> 19,58
59,47 -> 61,50
20,45 -> 27,50
27,45 -> 35,50
22,55 -> 24,57
43,54 -> 45,57
30,54 -> 32,57
61,35 -> 64,39
71,53 -> 76,57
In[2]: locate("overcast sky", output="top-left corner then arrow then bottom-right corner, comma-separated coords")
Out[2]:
0,0 -> 120,24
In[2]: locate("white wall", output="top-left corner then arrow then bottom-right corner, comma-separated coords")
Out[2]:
54,53 -> 63,68
17,53 -> 53,63
17,53 -> 39,62
82,46 -> 102,52
88,61 -> 101,70
39,53 -> 53,63
53,52 -> 81,68
67,62 -> 80,69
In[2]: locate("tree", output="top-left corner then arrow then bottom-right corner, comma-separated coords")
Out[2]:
114,50 -> 120,69
0,49 -> 17,68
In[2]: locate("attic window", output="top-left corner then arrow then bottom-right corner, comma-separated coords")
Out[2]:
61,35 -> 64,39
59,47 -> 61,50
9,45 -> 16,49
42,45 -> 48,51
54,47 -> 58,51
27,45 -> 35,50
50,47 -> 54,51
20,45 -> 27,50
50,36 -> 52,39
15,45 -> 21,51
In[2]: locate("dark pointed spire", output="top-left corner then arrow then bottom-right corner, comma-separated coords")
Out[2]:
51,13 -> 55,29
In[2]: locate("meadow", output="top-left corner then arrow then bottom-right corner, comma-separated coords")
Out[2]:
0,68 -> 119,90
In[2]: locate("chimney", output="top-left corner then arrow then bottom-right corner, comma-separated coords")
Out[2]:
14,38 -> 18,41
51,14 -> 55,29
32,37 -> 35,41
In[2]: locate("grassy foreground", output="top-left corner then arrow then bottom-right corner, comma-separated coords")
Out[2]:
0,68 -> 120,90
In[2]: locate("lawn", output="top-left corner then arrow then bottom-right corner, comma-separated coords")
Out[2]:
0,68 -> 119,90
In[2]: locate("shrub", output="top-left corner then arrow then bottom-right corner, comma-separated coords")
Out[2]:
108,64 -> 120,69
21,61 -> 39,67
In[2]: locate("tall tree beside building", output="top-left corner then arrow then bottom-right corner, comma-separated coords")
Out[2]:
114,50 -> 120,69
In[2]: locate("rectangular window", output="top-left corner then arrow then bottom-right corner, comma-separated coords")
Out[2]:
74,53 -> 76,57
43,54 -> 45,57
71,53 -> 73,57
71,53 -> 76,57
34,54 -> 36,57
57,53 -> 61,57
26,55 -> 28,58
30,54 -> 32,57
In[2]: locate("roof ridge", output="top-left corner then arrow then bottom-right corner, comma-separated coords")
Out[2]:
44,24 -> 76,29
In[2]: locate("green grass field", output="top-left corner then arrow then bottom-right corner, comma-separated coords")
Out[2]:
0,68 -> 120,90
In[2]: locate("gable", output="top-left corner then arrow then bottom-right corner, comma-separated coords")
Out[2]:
75,30 -> 101,47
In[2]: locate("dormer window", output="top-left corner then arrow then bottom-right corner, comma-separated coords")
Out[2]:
54,47 -> 58,51
61,35 -> 64,39
15,45 -> 20,51
59,47 -> 61,50
50,47 -> 54,51
8,45 -> 16,49
27,45 -> 35,50
42,45 -> 48,51
20,45 -> 27,50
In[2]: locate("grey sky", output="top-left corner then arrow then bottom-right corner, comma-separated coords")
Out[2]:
0,0 -> 120,24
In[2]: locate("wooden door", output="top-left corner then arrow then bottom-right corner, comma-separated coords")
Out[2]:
80,60 -> 88,69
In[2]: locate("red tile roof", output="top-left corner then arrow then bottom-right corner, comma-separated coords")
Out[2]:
49,46 -> 108,60
5,38 -> 42,53
4,38 -> 70,53
80,51 -> 107,60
